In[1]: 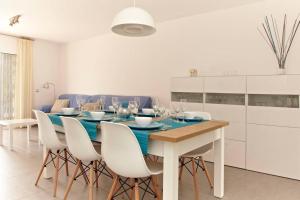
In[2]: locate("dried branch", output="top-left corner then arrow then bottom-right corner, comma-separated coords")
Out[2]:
258,14 -> 300,69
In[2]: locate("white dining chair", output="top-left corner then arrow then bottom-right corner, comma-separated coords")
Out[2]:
61,117 -> 104,200
179,111 -> 214,200
33,110 -> 70,197
101,121 -> 162,200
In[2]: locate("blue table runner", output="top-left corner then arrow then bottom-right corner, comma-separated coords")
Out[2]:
48,114 -> 203,154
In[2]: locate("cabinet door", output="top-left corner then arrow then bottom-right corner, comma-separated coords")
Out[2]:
247,106 -> 300,128
203,139 -> 246,169
205,76 -> 246,93
204,104 -> 246,141
247,124 -> 300,179
171,77 -> 204,93
247,75 -> 300,94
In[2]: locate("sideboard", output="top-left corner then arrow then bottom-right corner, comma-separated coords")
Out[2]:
171,74 -> 300,180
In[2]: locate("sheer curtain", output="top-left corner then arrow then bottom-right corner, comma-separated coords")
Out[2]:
14,38 -> 33,119
0,53 -> 16,119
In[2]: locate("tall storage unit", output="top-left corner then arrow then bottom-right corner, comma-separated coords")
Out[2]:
203,76 -> 246,168
246,75 -> 300,179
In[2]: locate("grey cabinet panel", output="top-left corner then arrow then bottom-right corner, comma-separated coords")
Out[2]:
248,94 -> 299,108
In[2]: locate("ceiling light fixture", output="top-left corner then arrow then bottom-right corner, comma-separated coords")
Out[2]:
9,15 -> 21,26
111,0 -> 156,37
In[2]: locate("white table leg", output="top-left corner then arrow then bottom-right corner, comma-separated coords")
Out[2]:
214,127 -> 225,198
26,125 -> 31,144
8,127 -> 13,150
42,145 -> 51,179
163,142 -> 179,200
0,126 -> 2,146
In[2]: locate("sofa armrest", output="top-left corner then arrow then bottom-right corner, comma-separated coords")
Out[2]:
39,104 -> 53,113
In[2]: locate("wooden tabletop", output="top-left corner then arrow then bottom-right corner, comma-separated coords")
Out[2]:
150,120 -> 229,143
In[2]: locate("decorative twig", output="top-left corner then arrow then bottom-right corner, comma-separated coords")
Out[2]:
258,14 -> 300,69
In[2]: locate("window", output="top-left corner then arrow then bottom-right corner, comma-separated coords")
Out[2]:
0,53 -> 16,119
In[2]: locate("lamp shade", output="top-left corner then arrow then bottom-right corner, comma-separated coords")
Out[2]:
111,7 -> 156,37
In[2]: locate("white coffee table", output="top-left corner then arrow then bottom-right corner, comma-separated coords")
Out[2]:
0,119 -> 38,150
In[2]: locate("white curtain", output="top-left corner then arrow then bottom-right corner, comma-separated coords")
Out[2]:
0,53 -> 16,119
14,39 -> 33,119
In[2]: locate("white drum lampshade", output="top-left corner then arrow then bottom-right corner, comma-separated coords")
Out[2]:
111,7 -> 156,37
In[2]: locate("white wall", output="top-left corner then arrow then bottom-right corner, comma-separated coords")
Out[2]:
0,34 -> 61,108
32,40 -> 61,108
58,0 -> 300,105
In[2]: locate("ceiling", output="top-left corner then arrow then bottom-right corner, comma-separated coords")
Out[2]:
0,0 -> 263,43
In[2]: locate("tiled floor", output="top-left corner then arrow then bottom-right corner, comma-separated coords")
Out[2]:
0,127 -> 300,200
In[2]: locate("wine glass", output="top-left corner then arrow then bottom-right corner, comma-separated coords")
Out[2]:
180,99 -> 187,122
134,97 -> 140,111
76,96 -> 86,111
99,96 -> 106,111
128,101 -> 137,116
152,98 -> 159,117
171,102 -> 181,122
112,97 -> 120,118
152,97 -> 160,118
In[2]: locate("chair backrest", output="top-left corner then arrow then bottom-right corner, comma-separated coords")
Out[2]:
61,117 -> 99,161
101,121 -> 151,178
33,110 -> 62,149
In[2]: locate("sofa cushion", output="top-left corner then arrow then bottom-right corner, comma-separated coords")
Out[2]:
51,99 -> 70,113
81,102 -> 101,111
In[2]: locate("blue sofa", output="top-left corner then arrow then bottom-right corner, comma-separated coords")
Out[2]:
40,94 -> 153,113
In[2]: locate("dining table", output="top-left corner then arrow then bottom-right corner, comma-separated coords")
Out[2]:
41,113 -> 229,200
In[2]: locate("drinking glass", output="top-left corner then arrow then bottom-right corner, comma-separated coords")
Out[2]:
171,102 -> 181,122
76,96 -> 86,111
128,101 -> 137,116
180,99 -> 187,122
112,97 -> 120,118
152,97 -> 160,118
99,96 -> 106,111
134,97 -> 140,111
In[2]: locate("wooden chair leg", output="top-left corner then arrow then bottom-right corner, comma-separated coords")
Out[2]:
191,158 -> 200,200
200,157 -> 213,188
89,162 -> 94,200
151,176 -> 161,200
64,160 -> 81,200
130,178 -> 135,200
35,150 -> 51,186
179,157 -> 185,181
79,162 -> 89,184
134,179 -> 140,200
64,149 -> 69,176
53,150 -> 60,197
107,176 -> 119,200
95,160 -> 99,188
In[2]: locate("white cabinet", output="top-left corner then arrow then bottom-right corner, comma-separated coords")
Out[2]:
247,75 -> 300,94
204,76 -> 246,93
204,104 -> 246,141
171,77 -> 204,93
170,75 -> 300,179
224,140 -> 245,168
247,124 -> 300,179
204,139 -> 246,168
248,106 -> 300,127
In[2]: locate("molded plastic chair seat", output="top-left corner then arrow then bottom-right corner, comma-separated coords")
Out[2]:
33,110 -> 70,198
61,117 -> 109,200
183,143 -> 213,158
101,121 -> 162,200
146,160 -> 163,175
179,111 -> 214,200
